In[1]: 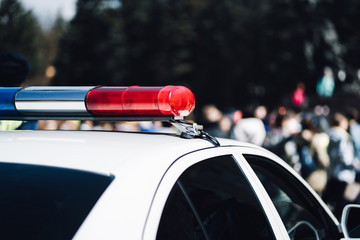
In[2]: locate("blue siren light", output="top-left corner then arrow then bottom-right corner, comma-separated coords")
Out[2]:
0,87 -> 21,116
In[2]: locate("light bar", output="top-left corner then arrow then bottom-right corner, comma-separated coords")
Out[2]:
0,86 -> 195,120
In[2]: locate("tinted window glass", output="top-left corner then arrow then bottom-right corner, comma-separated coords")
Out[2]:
157,182 -> 205,240
244,154 -> 341,240
157,155 -> 276,240
0,163 -> 113,240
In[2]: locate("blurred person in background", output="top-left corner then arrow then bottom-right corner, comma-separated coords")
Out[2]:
115,121 -> 140,132
38,120 -> 81,130
314,105 -> 331,132
93,121 -> 114,131
37,120 -> 59,130
138,121 -> 177,133
231,105 -> 266,146
292,82 -> 308,110
202,104 -> 233,138
80,120 -> 94,130
264,108 -> 301,147
264,109 -> 301,171
346,108 -> 360,163
263,110 -> 286,148
317,66 -> 335,99
294,113 -> 330,195
0,52 -> 37,130
59,120 -> 81,130
323,112 -> 360,217
327,112 -> 359,184
254,105 -> 269,132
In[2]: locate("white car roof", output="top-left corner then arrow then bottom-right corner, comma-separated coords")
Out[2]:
0,129 -> 265,180
0,130 -> 237,175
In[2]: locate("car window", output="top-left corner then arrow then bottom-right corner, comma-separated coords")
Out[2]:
0,162 -> 113,240
157,155 -> 276,240
244,154 -> 341,240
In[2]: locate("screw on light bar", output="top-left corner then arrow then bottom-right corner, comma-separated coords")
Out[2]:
0,86 -> 195,120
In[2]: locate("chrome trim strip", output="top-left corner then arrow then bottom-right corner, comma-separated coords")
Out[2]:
16,101 -> 87,113
15,87 -> 95,115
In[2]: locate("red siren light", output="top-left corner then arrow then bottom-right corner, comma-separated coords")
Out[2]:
86,86 -> 195,118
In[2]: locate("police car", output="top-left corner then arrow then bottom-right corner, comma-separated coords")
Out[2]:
0,86 -> 359,240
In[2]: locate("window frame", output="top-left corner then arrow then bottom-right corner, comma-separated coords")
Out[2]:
236,143 -> 342,235
244,154 -> 341,239
237,147 -> 339,221
143,147 -> 290,240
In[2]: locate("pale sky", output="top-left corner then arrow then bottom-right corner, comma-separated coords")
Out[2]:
20,0 -> 76,26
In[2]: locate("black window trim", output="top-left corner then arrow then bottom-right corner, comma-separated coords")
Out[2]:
177,180 -> 210,240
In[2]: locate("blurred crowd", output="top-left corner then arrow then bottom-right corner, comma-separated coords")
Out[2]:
2,51 -> 360,218
201,103 -> 360,217
35,120 -> 178,133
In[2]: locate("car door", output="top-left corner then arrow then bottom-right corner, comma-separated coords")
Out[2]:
143,147 -> 290,240
240,149 -> 343,240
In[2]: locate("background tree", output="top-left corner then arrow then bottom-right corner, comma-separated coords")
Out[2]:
0,0 -> 43,78
52,0 -> 120,86
52,0 -> 359,116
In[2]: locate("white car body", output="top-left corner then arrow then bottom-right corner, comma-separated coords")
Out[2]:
0,130 -> 345,239
0,85 -> 357,239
